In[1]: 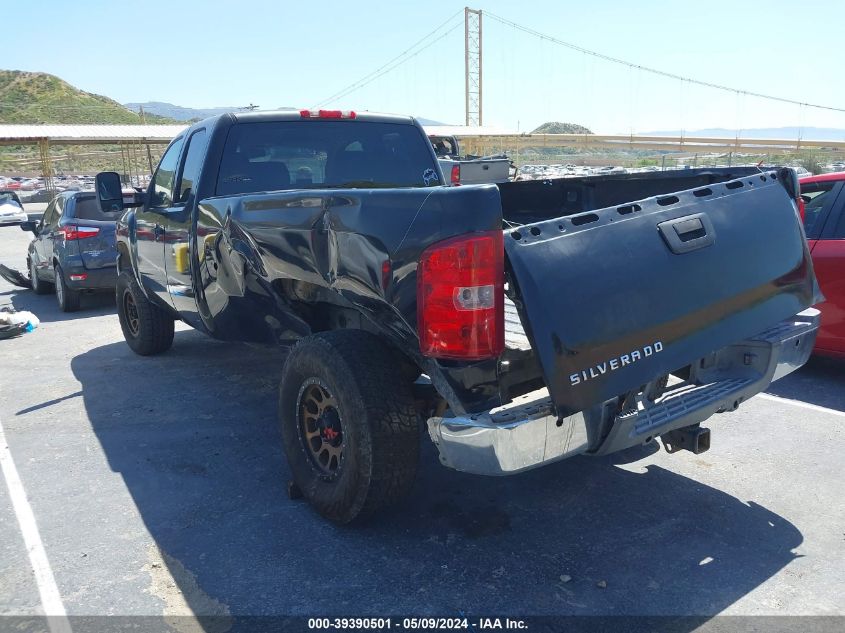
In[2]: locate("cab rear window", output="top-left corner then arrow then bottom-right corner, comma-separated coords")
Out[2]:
216,121 -> 439,196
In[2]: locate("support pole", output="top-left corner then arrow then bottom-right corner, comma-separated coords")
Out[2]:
38,139 -> 55,193
464,8 -> 483,127
120,143 -> 129,185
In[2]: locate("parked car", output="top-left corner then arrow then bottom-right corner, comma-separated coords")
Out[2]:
20,190 -> 124,311
800,172 -> 845,357
25,188 -> 60,203
429,134 -> 511,185
96,110 -> 819,524
0,191 -> 27,225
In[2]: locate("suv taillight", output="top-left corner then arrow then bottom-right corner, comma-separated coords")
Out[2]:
417,231 -> 504,360
58,225 -> 99,241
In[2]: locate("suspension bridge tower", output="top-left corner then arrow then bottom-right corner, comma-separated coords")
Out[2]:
465,7 -> 482,126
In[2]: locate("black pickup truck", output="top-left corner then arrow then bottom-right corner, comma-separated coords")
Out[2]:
95,109 -> 821,523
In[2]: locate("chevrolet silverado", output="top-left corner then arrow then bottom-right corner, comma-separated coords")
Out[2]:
95,109 -> 821,523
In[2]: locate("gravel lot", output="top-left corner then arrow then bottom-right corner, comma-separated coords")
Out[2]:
0,219 -> 843,625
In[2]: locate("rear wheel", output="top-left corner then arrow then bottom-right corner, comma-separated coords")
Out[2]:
29,258 -> 51,295
54,265 -> 81,312
279,330 -> 420,524
116,272 -> 174,355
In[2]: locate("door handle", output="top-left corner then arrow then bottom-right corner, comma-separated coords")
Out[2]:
657,213 -> 715,254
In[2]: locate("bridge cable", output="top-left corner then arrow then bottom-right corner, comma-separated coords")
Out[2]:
486,11 -> 845,114
312,10 -> 464,108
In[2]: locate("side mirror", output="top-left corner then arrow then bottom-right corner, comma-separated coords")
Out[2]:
19,221 -> 38,234
95,171 -> 125,213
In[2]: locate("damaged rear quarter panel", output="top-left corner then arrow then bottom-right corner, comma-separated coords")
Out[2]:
193,185 -> 503,386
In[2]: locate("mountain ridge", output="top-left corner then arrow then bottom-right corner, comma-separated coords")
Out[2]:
0,70 -> 177,124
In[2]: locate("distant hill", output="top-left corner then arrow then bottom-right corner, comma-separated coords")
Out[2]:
416,117 -> 446,126
124,101 -> 243,122
127,102 -> 449,125
0,70 -> 177,124
531,121 -> 593,134
642,126 -> 845,141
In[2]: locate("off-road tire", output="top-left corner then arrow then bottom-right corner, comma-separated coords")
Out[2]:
279,330 -> 420,524
29,258 -> 51,295
116,271 -> 174,356
54,265 -> 81,312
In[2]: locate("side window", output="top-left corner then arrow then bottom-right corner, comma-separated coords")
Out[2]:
175,129 -> 208,204
800,181 -> 837,239
830,191 -> 845,239
41,200 -> 58,228
55,196 -> 66,220
150,137 -> 185,208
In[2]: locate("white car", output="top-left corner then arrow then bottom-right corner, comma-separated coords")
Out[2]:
0,192 -> 27,226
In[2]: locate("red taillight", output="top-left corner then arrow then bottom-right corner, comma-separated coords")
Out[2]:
299,109 -> 356,119
450,164 -> 461,186
69,273 -> 88,281
417,231 -> 504,360
59,225 -> 99,241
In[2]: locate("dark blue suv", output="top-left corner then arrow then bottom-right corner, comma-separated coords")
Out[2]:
22,191 -> 121,312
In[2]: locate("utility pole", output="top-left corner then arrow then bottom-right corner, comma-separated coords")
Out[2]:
464,7 -> 482,127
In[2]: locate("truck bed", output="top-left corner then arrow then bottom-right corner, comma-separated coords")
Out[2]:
505,295 -> 531,351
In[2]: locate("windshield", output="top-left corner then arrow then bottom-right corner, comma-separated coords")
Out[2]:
216,120 -> 440,196
0,193 -> 22,207
800,180 -> 836,236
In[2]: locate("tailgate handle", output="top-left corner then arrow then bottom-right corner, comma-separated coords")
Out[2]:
658,213 -> 715,254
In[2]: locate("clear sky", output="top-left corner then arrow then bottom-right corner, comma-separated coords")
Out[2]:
5,0 -> 845,134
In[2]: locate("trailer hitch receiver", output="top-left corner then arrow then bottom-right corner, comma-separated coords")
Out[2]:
661,425 -> 711,454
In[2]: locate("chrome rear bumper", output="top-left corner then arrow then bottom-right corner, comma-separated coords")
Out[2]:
427,308 -> 820,476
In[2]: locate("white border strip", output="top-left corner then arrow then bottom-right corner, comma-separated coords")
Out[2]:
0,414 -> 72,633
758,392 -> 845,418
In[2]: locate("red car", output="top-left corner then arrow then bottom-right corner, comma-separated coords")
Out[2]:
800,172 -> 845,357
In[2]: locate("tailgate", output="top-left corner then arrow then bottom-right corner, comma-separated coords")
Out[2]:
75,221 -> 117,270
458,159 -> 511,185
505,171 -> 819,416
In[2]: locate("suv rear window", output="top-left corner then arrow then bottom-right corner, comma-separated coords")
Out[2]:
74,196 -> 122,221
216,121 -> 439,196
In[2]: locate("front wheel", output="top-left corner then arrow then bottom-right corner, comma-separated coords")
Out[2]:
279,330 -> 420,524
116,272 -> 174,356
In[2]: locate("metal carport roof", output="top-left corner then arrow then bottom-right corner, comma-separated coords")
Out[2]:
0,124 -> 187,146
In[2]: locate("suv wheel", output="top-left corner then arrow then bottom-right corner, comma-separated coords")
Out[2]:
279,330 -> 420,524
29,258 -> 51,295
116,272 -> 175,355
55,265 -> 81,312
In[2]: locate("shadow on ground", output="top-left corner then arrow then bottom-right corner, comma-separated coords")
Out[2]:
53,333 -> 806,619
1,286 -> 115,323
765,355 -> 845,412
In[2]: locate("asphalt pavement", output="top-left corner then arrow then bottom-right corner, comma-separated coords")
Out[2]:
0,221 -> 843,627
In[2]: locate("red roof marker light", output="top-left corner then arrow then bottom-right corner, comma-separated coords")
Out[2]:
299,109 -> 357,120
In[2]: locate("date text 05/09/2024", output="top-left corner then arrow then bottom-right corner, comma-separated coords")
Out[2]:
307,617 -> 528,630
